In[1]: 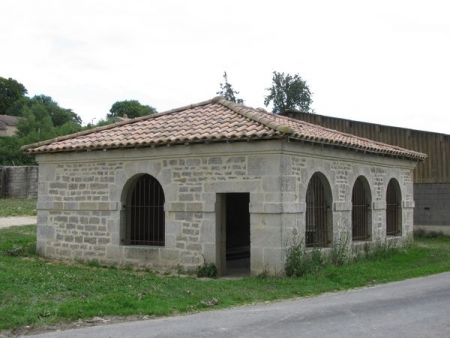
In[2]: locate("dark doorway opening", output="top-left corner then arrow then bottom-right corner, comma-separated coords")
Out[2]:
225,193 -> 250,276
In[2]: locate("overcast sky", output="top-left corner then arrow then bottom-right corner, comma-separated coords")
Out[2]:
1,0 -> 449,134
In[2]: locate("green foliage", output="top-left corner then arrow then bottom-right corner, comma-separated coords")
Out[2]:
0,92 -> 83,165
0,76 -> 27,114
0,136 -> 36,165
107,100 -> 156,119
6,243 -> 36,257
354,241 -> 400,261
216,72 -> 244,104
264,71 -> 313,114
0,226 -> 450,333
0,198 -> 37,217
414,229 -> 446,239
330,234 -> 350,267
285,241 -> 326,277
15,95 -> 82,139
196,262 -> 218,278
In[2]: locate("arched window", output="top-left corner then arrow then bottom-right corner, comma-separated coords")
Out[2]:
386,179 -> 401,236
352,177 -> 371,241
305,173 -> 331,247
125,174 -> 165,246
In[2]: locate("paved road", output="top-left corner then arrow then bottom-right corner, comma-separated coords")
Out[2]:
28,272 -> 450,338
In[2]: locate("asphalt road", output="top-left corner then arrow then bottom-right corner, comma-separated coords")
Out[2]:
27,272 -> 450,338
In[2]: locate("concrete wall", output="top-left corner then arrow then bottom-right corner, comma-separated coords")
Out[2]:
35,140 -> 417,275
0,166 -> 38,199
414,183 -> 450,234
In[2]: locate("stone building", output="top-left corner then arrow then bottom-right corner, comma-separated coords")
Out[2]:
281,110 -> 450,234
0,114 -> 20,136
23,97 -> 426,276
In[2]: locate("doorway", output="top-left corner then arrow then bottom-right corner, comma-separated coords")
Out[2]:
216,193 -> 250,276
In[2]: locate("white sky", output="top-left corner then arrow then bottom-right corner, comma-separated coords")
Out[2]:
1,0 -> 449,134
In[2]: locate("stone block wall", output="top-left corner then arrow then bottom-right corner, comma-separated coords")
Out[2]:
0,166 -> 38,198
35,141 -> 417,275
414,183 -> 450,233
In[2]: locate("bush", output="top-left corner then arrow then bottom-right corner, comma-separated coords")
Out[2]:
330,234 -> 350,267
196,262 -> 218,278
285,241 -> 325,277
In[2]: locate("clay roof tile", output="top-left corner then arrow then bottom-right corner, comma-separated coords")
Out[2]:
22,97 -> 427,161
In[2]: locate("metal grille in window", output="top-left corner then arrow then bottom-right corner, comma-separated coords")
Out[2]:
306,175 -> 328,247
386,180 -> 400,236
127,174 -> 165,246
352,178 -> 369,241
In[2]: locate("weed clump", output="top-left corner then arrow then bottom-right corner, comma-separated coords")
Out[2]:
5,243 -> 35,257
196,262 -> 218,278
414,229 -> 445,239
285,242 -> 326,277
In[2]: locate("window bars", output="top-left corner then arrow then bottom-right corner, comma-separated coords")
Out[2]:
386,180 -> 400,236
127,174 -> 165,246
352,178 -> 369,241
306,175 -> 329,247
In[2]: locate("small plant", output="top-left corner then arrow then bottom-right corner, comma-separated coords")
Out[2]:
355,241 -> 400,261
257,270 -> 269,279
6,245 -> 25,257
414,229 -> 445,239
87,259 -> 102,268
330,233 -> 350,267
177,264 -> 187,275
5,243 -> 35,257
285,241 -> 325,277
196,262 -> 218,278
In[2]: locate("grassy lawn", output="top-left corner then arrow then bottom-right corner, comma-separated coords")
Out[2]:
0,198 -> 37,217
1,225 -> 450,335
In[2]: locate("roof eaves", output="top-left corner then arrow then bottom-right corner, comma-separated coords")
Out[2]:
26,133 -> 286,155
22,98 -> 221,153
287,135 -> 427,161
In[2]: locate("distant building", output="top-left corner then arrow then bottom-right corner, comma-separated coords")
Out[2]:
0,115 -> 20,136
281,110 -> 450,234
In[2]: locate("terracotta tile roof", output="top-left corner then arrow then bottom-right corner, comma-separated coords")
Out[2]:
22,97 -> 427,161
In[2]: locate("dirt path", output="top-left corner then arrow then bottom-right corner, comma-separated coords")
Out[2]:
0,216 -> 37,229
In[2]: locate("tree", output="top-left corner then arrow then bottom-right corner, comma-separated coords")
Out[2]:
0,76 -> 27,114
107,100 -> 156,120
15,95 -> 82,142
264,71 -> 313,114
0,76 -> 83,165
32,95 -> 82,127
216,72 -> 244,104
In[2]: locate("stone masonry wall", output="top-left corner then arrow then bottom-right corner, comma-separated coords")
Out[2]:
0,166 -> 38,198
35,141 -> 417,275
414,183 -> 450,228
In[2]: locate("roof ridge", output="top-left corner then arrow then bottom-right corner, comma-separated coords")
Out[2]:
216,97 -> 294,135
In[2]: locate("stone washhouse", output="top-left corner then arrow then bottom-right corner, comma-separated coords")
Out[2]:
23,97 -> 426,276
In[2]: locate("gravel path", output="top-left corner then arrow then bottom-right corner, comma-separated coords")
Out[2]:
0,216 -> 37,229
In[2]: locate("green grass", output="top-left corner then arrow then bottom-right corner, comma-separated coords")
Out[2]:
0,198 -> 37,217
1,226 -> 450,333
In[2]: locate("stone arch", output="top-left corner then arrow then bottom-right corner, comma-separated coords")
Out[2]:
386,178 -> 402,236
120,173 -> 165,246
305,172 -> 333,247
351,175 -> 372,241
